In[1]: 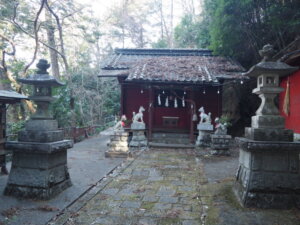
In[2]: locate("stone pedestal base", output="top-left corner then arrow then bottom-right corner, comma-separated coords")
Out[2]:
196,124 -> 213,147
4,140 -> 73,200
235,137 -> 300,209
210,134 -> 232,155
105,131 -> 130,158
129,129 -> 147,149
196,131 -> 212,147
245,127 -> 293,141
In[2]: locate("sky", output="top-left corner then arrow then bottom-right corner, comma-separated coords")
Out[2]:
76,0 -> 202,27
75,0 -> 202,48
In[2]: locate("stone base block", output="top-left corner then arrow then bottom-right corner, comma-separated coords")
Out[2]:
251,115 -> 285,128
245,127 -> 293,141
106,131 -> 130,158
129,140 -> 147,147
210,149 -> 230,156
196,130 -> 212,147
235,137 -> 300,209
235,182 -> 300,209
131,122 -> 145,130
5,140 -> 73,154
197,123 -> 213,131
129,130 -> 148,148
211,134 -> 232,150
4,141 -> 72,200
4,179 -> 71,200
108,146 -> 129,152
18,130 -> 64,142
25,119 -> 58,131
109,141 -> 128,148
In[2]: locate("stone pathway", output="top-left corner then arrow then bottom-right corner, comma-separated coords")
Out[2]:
52,149 -> 207,225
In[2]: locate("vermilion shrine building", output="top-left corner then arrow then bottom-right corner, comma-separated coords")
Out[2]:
278,38 -> 300,138
99,48 -> 244,142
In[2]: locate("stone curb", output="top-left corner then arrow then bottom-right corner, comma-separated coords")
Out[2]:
46,152 -> 142,225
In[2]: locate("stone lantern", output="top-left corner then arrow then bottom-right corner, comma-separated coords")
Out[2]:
235,45 -> 300,208
4,59 -> 73,200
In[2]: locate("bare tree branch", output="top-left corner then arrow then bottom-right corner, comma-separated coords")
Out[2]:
0,33 -> 16,72
23,0 -> 46,75
9,2 -> 66,59
45,0 -> 69,72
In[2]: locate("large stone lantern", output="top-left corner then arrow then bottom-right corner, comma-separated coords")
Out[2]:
235,45 -> 300,209
4,59 -> 73,200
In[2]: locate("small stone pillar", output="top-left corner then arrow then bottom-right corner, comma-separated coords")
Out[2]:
195,107 -> 213,147
235,45 -> 300,208
210,117 -> 232,155
196,124 -> 213,147
106,115 -> 130,157
4,59 -> 73,200
128,106 -> 148,150
129,122 -> 148,149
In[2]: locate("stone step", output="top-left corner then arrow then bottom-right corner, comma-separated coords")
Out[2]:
149,142 -> 194,149
151,138 -> 191,144
152,133 -> 190,139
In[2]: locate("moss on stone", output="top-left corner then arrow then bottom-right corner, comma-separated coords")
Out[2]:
159,217 -> 181,225
141,202 -> 155,210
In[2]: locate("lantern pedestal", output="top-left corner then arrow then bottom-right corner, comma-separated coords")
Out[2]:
4,140 -> 72,200
235,138 -> 300,208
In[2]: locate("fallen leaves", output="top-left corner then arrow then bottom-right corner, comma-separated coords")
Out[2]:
165,209 -> 182,218
133,187 -> 146,194
1,207 -> 19,219
36,205 -> 59,212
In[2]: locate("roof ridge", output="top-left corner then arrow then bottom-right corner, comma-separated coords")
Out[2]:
114,48 -> 212,56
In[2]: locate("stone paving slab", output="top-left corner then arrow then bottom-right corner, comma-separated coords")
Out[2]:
49,149 -> 205,225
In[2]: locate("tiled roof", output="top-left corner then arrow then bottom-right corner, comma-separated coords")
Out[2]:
0,90 -> 27,102
99,48 -> 244,83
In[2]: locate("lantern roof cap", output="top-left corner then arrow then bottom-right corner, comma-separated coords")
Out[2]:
243,44 -> 298,77
18,59 -> 64,86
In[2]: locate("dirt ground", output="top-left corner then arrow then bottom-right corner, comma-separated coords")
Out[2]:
200,147 -> 300,225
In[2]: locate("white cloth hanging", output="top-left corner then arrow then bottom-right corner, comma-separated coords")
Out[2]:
174,97 -> 178,108
158,94 -> 161,105
182,96 -> 185,107
165,96 -> 169,107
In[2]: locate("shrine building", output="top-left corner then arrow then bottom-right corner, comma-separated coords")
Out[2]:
99,48 -> 244,143
0,89 -> 27,173
277,38 -> 300,139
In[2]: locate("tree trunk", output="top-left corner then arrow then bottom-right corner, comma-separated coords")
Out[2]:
45,9 -> 60,78
169,0 -> 174,47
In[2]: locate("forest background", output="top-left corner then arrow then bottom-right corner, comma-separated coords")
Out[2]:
0,0 -> 299,134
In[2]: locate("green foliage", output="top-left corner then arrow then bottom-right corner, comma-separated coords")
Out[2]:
219,115 -> 232,127
50,69 -> 120,128
7,120 -> 26,138
174,14 -> 210,48
207,0 -> 300,67
175,0 -> 300,67
151,39 -> 168,48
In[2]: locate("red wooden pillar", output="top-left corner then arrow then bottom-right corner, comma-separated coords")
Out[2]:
148,85 -> 154,141
189,91 -> 195,143
120,83 -> 125,116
